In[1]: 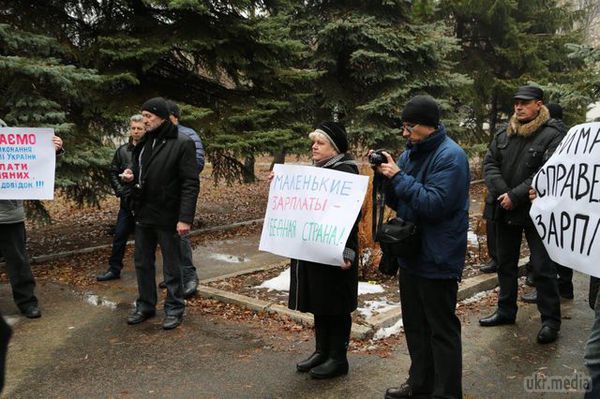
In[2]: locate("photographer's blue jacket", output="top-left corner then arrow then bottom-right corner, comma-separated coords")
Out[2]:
385,125 -> 470,280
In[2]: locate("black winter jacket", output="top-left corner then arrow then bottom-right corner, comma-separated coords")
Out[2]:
131,121 -> 199,230
288,154 -> 360,316
110,142 -> 134,208
483,106 -> 565,226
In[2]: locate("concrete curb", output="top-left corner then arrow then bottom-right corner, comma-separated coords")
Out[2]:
198,257 -> 530,340
0,218 -> 265,268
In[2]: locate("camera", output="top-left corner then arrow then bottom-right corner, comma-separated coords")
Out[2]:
368,149 -> 388,166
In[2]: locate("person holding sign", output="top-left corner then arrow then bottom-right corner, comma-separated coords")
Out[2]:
373,95 -> 469,399
479,86 -> 565,344
0,126 -> 63,319
283,121 -> 360,379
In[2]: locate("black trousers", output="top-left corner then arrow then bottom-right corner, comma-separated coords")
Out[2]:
486,219 -> 497,262
0,312 -> 11,394
495,221 -> 561,329
133,224 -> 185,316
399,269 -> 462,399
0,223 -> 37,311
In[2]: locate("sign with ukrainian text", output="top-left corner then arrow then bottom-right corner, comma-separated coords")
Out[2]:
530,122 -> 600,278
0,128 -> 56,200
259,164 -> 368,266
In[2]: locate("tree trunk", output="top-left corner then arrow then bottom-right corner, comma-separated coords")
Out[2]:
270,148 -> 286,171
242,155 -> 256,183
489,89 -> 499,143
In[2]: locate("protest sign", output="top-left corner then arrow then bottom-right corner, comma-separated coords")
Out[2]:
259,163 -> 369,266
530,122 -> 600,278
0,127 -> 56,200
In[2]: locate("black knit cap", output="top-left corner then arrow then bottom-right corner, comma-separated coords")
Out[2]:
316,121 -> 349,154
166,99 -> 181,118
141,97 -> 170,120
514,85 -> 544,101
401,95 -> 440,128
547,103 -> 563,119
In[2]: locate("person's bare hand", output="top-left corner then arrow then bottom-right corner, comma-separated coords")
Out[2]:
498,193 -> 514,210
52,135 -> 63,152
268,171 -> 274,183
120,168 -> 134,183
529,187 -> 537,202
376,152 -> 401,178
177,221 -> 191,236
341,259 -> 352,270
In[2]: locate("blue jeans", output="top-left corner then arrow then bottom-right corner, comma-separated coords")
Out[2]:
180,234 -> 198,282
585,284 -> 600,398
108,207 -> 135,275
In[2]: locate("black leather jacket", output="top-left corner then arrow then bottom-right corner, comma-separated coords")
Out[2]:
110,142 -> 134,208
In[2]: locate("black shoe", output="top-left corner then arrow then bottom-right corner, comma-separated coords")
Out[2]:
384,383 -> 431,399
526,272 -> 535,287
308,358 -> 348,379
296,351 -> 328,372
158,281 -> 167,289
96,270 -> 120,282
163,314 -> 183,330
22,305 -> 41,319
537,325 -> 559,344
480,260 -> 498,274
479,312 -> 515,327
521,290 -> 537,303
127,310 -> 155,325
183,280 -> 199,298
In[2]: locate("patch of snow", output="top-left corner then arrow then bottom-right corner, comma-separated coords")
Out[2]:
357,299 -> 400,319
2,315 -> 19,327
358,282 -> 385,295
373,317 -> 404,340
467,230 -> 479,246
255,267 -> 386,296
83,293 -> 117,310
208,253 -> 247,263
256,268 -> 290,291
459,289 -> 494,305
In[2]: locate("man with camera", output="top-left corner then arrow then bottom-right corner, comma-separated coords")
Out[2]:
478,86 -> 564,344
371,95 -> 469,399
122,97 -> 199,330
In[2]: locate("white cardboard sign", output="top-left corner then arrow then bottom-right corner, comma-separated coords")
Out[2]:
0,128 -> 56,199
259,164 -> 369,266
530,122 -> 600,277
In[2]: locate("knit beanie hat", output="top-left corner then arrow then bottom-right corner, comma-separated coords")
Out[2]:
401,95 -> 440,128
141,97 -> 170,120
166,100 -> 181,118
547,103 -> 563,120
315,121 -> 349,154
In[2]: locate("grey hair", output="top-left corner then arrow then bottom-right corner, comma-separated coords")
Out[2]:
0,118 -> 7,128
130,114 -> 143,123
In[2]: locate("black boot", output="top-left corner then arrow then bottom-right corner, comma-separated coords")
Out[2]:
297,316 -> 328,372
309,314 -> 350,379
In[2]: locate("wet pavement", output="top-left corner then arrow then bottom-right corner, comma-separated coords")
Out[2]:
1,234 -> 596,399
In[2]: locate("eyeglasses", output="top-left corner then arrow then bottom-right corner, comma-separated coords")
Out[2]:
403,123 -> 418,133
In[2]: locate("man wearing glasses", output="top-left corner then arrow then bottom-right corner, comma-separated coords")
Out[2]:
479,86 -> 564,344
371,95 -> 470,399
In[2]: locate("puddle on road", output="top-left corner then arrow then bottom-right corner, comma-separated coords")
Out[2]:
83,293 -> 118,310
208,253 -> 248,263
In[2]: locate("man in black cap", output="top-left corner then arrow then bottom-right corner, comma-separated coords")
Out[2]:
373,95 -> 470,399
122,97 -> 199,330
151,100 -> 205,298
479,86 -> 565,344
521,102 -> 575,304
